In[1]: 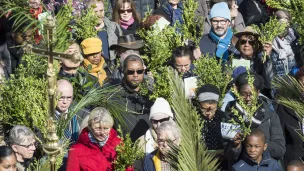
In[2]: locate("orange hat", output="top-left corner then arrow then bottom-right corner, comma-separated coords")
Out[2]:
81,38 -> 102,55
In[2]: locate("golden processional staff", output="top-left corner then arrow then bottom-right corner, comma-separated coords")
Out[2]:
23,15 -> 82,171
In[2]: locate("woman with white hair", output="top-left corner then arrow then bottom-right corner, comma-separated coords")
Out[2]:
9,125 -> 37,171
66,107 -> 121,171
143,120 -> 181,171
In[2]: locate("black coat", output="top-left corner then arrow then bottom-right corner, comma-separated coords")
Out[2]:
276,104 -> 304,167
110,81 -> 153,142
121,21 -> 139,35
238,0 -> 269,26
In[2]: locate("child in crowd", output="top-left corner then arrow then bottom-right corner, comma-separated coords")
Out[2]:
232,128 -> 282,171
287,160 -> 304,171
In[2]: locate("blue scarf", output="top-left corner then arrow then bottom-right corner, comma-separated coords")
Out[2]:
88,132 -> 109,147
209,28 -> 233,61
162,1 -> 183,26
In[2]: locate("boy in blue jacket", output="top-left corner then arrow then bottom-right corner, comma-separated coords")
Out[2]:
232,128 -> 282,171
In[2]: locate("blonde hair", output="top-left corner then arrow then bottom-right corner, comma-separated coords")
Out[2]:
85,0 -> 104,9
88,107 -> 114,129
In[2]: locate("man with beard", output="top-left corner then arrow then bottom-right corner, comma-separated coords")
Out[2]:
111,54 -> 153,143
199,2 -> 237,62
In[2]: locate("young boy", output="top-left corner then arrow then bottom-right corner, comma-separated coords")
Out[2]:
287,160 -> 304,171
232,128 -> 282,171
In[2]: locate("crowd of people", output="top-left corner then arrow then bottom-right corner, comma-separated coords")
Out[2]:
0,0 -> 304,171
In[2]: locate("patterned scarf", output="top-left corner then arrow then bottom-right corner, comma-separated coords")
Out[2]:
120,16 -> 135,29
202,113 -> 221,150
88,132 -> 109,147
83,58 -> 107,85
209,27 -> 233,61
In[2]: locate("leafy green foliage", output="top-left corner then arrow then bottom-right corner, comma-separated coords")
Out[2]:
166,70 -> 218,171
251,17 -> 287,45
54,4 -> 74,52
0,55 -> 48,135
230,71 -> 260,137
0,0 -> 40,32
71,7 -> 99,41
193,56 -> 232,106
181,0 -> 204,45
266,0 -> 304,44
114,126 -> 144,171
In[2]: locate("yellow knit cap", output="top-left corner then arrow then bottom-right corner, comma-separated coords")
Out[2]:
81,38 -> 102,55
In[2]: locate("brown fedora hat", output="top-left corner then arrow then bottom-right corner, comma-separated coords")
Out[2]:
110,34 -> 144,50
232,26 -> 260,46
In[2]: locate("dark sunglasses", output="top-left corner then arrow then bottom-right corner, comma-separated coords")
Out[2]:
239,39 -> 255,46
151,117 -> 171,124
126,69 -> 144,75
119,9 -> 132,13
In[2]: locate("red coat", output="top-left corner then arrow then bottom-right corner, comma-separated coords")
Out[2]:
66,127 -> 121,171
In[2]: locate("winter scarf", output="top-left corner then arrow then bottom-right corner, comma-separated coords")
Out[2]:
83,58 -> 107,85
162,1 -> 183,26
209,27 -> 233,61
152,150 -> 161,171
88,132 -> 109,147
120,16 -> 135,29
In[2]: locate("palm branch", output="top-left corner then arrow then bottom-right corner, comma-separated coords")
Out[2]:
272,75 -> 304,141
56,84 -> 127,140
166,68 -> 219,170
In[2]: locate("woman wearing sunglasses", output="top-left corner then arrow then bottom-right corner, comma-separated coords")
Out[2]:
112,0 -> 140,35
232,26 -> 274,98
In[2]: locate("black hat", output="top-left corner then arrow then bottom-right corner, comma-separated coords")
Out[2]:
109,34 -> 144,50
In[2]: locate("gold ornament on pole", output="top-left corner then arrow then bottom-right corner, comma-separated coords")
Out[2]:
23,15 -> 82,171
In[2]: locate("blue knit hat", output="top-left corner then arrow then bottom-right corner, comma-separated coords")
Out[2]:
209,2 -> 231,21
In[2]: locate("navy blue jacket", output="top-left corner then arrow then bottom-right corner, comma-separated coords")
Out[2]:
142,150 -> 158,171
232,151 -> 282,171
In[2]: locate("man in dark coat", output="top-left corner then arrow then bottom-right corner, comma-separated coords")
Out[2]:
110,54 -> 153,142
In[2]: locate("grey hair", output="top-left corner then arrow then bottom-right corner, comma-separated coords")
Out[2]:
88,107 -> 114,129
9,125 -> 35,145
157,120 -> 181,144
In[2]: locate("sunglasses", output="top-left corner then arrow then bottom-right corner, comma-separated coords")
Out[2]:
119,9 -> 132,13
239,39 -> 255,46
126,69 -> 144,75
151,117 -> 171,125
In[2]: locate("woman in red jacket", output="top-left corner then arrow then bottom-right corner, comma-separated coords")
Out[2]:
66,107 -> 121,171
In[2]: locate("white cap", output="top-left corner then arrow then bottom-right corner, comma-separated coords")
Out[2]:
149,98 -> 174,120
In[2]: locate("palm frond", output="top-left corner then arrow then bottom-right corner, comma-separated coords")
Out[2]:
272,75 -> 304,141
167,68 -> 219,170
56,84 -> 127,139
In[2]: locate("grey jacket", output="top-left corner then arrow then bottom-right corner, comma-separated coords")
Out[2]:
104,17 -> 122,62
203,12 -> 246,35
195,0 -> 209,19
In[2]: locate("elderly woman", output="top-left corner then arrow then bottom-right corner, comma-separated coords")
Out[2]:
66,107 -> 121,171
232,26 -> 274,98
0,146 -> 17,171
143,120 -> 181,171
9,125 -> 37,171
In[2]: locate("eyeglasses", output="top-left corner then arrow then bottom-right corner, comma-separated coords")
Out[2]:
175,63 -> 191,69
157,137 -> 178,145
119,9 -> 132,13
239,39 -> 255,46
58,96 -> 73,101
211,19 -> 228,25
16,142 -> 38,149
151,117 -> 171,125
126,69 -> 144,75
